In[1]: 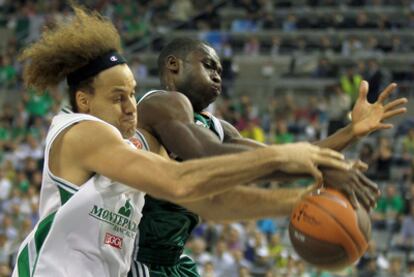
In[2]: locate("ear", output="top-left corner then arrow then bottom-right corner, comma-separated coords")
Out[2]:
75,90 -> 91,113
166,55 -> 180,74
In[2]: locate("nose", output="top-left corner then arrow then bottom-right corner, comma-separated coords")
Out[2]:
211,72 -> 221,85
123,95 -> 136,115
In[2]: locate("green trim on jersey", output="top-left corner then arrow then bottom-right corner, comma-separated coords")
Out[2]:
16,211 -> 57,277
48,173 -> 78,205
17,245 -> 30,277
57,187 -> 73,205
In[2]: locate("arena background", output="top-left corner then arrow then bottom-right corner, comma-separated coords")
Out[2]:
1,0 -> 414,276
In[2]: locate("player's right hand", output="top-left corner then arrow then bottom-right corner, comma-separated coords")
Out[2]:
270,142 -> 351,187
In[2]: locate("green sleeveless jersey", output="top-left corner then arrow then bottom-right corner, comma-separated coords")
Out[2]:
135,111 -> 224,267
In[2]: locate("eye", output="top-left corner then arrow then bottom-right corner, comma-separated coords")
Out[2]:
203,62 -> 214,69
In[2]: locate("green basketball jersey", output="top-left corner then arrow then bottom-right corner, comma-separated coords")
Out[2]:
135,111 -> 224,267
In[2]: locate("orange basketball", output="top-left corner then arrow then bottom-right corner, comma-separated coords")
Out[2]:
289,188 -> 371,271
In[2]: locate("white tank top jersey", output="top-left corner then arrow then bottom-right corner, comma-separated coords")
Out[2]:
13,108 -> 148,277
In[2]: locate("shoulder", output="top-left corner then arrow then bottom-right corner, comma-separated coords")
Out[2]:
219,119 -> 242,140
140,90 -> 192,110
63,120 -> 123,153
138,90 -> 194,124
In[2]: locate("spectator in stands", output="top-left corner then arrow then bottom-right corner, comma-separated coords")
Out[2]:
268,233 -> 287,268
211,240 -> 237,277
341,36 -> 364,57
232,249 -> 251,271
359,257 -> 380,277
269,36 -> 281,56
0,263 -> 11,277
340,65 -> 363,103
271,119 -> 294,144
238,266 -> 252,277
201,261 -> 216,277
403,128 -> 414,156
250,248 -> 272,276
319,36 -> 335,56
0,55 -> 17,88
261,11 -> 276,30
0,166 -> 11,201
189,237 -> 212,271
387,255 -> 404,277
243,36 -> 261,56
365,36 -> 383,57
326,84 -> 351,135
355,11 -> 377,29
391,35 -> 410,53
282,14 -> 298,32
372,184 -> 404,235
374,136 -> 393,180
394,203 -> 414,252
130,56 -> 148,80
359,143 -> 376,178
312,57 -> 336,78
169,0 -> 194,24
406,260 -> 414,277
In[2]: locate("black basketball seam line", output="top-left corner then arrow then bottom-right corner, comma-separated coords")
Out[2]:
317,191 -> 371,242
288,224 -> 348,264
302,198 -> 363,254
317,192 -> 348,208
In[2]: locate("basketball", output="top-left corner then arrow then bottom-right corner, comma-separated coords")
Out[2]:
289,188 -> 371,271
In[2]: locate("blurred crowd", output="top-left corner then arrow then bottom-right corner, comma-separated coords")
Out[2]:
1,0 -> 414,277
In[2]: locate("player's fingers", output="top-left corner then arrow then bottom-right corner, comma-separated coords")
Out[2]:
351,176 -> 372,210
358,80 -> 369,101
376,123 -> 393,130
377,83 -> 397,104
383,108 -> 407,120
352,160 -> 368,172
309,163 -> 323,188
342,184 -> 359,209
384,98 -> 408,111
315,155 -> 350,171
356,171 -> 380,197
318,147 -> 345,161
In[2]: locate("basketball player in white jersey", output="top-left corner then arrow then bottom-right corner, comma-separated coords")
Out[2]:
12,5 -> 352,277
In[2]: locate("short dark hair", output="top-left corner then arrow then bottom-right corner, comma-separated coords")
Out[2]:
157,38 -> 206,83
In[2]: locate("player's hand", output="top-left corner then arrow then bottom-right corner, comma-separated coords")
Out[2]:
321,162 -> 380,211
271,143 -> 351,187
351,80 -> 407,138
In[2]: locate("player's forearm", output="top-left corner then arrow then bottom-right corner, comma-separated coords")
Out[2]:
182,186 -> 311,221
314,124 -> 357,151
171,147 -> 284,202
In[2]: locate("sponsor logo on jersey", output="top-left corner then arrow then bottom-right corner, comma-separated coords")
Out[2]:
129,137 -> 143,149
104,232 -> 123,249
89,199 -> 138,238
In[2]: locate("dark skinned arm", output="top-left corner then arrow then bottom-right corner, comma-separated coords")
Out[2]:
220,119 -> 378,210
138,91 -> 376,211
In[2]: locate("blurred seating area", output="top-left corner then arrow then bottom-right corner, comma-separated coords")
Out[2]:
1,0 -> 414,276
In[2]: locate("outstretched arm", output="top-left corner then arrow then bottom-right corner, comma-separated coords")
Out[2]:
314,81 -> 407,151
180,185 -> 314,221
69,120 -> 348,203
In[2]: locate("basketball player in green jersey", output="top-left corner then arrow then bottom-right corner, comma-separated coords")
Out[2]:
14,5 -> 356,276
131,38 -> 407,277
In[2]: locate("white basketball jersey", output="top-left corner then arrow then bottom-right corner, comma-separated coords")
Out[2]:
13,109 -> 147,277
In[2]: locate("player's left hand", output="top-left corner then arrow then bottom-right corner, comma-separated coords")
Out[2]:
321,161 -> 380,211
351,80 -> 407,138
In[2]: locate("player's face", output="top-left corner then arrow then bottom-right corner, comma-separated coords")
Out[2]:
176,44 -> 222,112
85,64 -> 137,138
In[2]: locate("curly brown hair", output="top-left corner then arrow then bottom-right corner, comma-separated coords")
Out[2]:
19,4 -> 123,111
